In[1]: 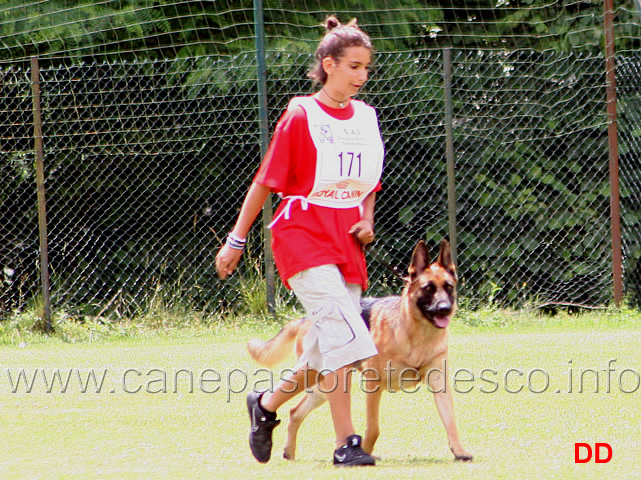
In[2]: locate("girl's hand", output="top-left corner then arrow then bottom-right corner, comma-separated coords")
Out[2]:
215,244 -> 243,279
348,219 -> 375,245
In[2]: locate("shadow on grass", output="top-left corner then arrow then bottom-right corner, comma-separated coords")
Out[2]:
377,456 -> 459,466
290,455 -> 461,468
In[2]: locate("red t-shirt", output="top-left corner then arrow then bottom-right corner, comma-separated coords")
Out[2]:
254,97 -> 383,291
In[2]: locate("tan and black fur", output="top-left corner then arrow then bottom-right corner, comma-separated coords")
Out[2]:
247,239 -> 473,462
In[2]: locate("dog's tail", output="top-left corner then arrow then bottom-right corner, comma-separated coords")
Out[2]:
247,318 -> 306,368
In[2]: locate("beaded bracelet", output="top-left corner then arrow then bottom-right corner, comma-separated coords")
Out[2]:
226,232 -> 247,251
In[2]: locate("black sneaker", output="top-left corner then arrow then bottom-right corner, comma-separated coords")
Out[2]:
247,390 -> 280,463
333,434 -> 376,466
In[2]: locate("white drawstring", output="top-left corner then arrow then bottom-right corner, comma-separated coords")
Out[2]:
267,195 -> 309,229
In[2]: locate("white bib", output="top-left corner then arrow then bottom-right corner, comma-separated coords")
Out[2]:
288,96 -> 384,209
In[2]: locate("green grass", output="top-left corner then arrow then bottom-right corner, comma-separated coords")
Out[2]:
1,309 -> 641,479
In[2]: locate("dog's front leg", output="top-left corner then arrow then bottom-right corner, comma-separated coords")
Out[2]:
427,356 -> 473,461
433,389 -> 473,461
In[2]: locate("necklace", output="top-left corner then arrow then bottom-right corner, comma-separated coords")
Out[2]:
322,89 -> 349,108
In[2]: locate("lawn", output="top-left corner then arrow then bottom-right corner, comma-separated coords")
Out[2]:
1,310 -> 640,479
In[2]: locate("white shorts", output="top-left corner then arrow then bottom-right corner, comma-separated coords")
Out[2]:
288,265 -> 378,373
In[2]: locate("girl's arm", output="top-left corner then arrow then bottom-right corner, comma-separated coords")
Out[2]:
348,191 -> 376,245
215,182 -> 271,279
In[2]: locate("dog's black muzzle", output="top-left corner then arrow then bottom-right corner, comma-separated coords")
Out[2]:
430,301 -> 453,318
417,296 -> 452,326
416,299 -> 452,329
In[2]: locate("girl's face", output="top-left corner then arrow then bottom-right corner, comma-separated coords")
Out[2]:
324,46 -> 372,98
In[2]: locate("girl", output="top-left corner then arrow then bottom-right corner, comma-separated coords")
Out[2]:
216,16 -> 384,467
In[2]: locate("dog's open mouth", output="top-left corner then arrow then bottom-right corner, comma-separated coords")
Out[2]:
417,298 -> 453,329
420,309 -> 451,329
431,315 -> 450,329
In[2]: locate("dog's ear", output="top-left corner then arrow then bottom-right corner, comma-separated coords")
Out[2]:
408,240 -> 430,280
437,239 -> 457,277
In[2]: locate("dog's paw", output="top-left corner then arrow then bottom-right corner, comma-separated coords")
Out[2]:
451,448 -> 473,462
283,450 -> 295,461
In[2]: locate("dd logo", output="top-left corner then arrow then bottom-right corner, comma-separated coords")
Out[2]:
574,443 -> 613,464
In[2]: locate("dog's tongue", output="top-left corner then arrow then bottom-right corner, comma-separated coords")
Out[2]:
433,316 -> 450,328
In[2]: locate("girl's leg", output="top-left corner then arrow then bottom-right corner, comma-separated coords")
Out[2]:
287,265 -> 377,463
321,365 -> 355,446
260,366 -> 318,412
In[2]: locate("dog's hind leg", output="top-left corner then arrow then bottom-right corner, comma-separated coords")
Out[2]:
362,380 -> 383,454
283,386 -> 327,461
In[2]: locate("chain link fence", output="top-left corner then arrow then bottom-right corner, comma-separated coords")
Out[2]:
619,53 -> 641,307
1,24 -> 641,320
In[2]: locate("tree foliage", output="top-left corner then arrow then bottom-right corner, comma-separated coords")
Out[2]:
1,0 -> 639,65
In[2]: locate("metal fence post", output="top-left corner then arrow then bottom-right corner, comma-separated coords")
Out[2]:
443,48 -> 458,265
253,0 -> 276,314
604,0 -> 623,307
30,56 -> 53,333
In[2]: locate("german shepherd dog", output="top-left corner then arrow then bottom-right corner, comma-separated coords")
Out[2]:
247,239 -> 473,462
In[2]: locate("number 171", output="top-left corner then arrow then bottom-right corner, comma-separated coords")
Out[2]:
338,152 -> 361,177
